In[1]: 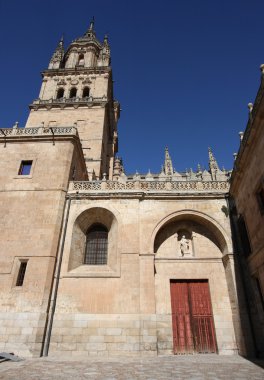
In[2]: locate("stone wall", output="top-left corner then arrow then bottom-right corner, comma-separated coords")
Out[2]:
0,136 -> 85,357
230,91 -> 264,356
47,195 -> 241,356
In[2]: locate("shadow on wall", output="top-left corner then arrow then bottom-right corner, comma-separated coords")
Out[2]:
228,197 -> 264,358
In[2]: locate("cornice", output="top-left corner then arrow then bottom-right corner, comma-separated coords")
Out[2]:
230,71 -> 264,192
42,66 -> 111,77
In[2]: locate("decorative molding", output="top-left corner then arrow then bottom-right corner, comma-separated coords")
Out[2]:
0,126 -> 79,138
69,180 -> 229,194
29,96 -> 107,110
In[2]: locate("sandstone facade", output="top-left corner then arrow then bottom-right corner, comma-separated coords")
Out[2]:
0,20 -> 258,358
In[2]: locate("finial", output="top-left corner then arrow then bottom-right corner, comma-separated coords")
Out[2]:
233,153 -> 237,160
248,103 -> 253,112
260,64 -> 264,75
89,16 -> 95,30
197,163 -> 201,173
104,34 -> 108,43
163,146 -> 174,176
239,131 -> 244,141
208,147 -> 219,172
208,147 -> 213,161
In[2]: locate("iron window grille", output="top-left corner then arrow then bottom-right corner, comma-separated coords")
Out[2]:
84,224 -> 108,265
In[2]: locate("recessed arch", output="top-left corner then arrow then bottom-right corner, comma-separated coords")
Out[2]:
78,53 -> 85,66
68,206 -> 119,272
69,87 -> 77,98
82,86 -> 90,98
151,209 -> 232,255
57,87 -> 64,99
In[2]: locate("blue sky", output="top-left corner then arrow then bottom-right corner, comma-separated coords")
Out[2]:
0,0 -> 263,174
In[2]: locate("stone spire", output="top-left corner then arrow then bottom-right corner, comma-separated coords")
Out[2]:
101,34 -> 111,65
208,147 -> 219,180
103,34 -> 110,54
84,17 -> 96,38
163,147 -> 174,176
48,36 -> 64,69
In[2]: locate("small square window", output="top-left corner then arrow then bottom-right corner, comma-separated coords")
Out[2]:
18,160 -> 33,175
16,261 -> 28,286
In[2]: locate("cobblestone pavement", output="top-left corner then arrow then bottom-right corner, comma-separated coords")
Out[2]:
0,355 -> 263,380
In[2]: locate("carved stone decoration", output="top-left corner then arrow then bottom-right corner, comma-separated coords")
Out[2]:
176,230 -> 193,257
82,78 -> 92,85
57,79 -> 66,86
70,79 -> 79,85
180,235 -> 190,256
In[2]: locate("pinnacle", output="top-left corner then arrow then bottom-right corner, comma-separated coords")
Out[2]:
89,16 -> 95,31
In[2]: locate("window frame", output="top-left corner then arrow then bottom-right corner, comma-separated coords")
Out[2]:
82,86 -> 90,98
14,158 -> 36,179
77,53 -> 85,66
57,87 -> 65,99
69,87 -> 77,98
18,160 -> 33,176
15,260 -> 28,287
84,224 -> 108,265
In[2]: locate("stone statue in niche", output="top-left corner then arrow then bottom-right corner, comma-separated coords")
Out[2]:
180,235 -> 190,256
176,230 -> 193,257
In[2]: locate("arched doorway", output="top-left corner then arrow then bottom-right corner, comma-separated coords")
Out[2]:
152,210 -> 236,355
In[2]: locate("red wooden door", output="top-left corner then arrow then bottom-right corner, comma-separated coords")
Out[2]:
170,281 -> 217,354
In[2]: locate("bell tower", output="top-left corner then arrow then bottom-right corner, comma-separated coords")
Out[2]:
25,19 -> 120,180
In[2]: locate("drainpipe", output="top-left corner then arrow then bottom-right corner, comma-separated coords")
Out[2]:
41,195 -> 71,356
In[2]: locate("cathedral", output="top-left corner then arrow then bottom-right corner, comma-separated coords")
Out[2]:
0,20 -> 263,358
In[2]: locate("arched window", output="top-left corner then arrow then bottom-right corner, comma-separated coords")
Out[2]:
69,87 -> 77,98
57,88 -> 64,99
84,224 -> 108,265
78,53 -> 85,66
82,87 -> 90,98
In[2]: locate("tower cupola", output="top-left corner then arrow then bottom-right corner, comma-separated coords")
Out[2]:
64,18 -> 110,69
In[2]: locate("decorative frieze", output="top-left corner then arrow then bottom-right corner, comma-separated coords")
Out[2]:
0,126 -> 78,138
70,180 -> 229,194
30,96 -> 107,110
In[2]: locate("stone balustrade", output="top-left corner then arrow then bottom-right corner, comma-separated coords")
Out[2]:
30,96 -> 107,109
69,180 -> 229,194
0,126 -> 78,137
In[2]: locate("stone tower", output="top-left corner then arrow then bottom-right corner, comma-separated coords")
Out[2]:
0,20 -> 256,360
26,19 -> 120,180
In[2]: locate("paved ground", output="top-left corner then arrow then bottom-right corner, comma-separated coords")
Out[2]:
0,355 -> 263,380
